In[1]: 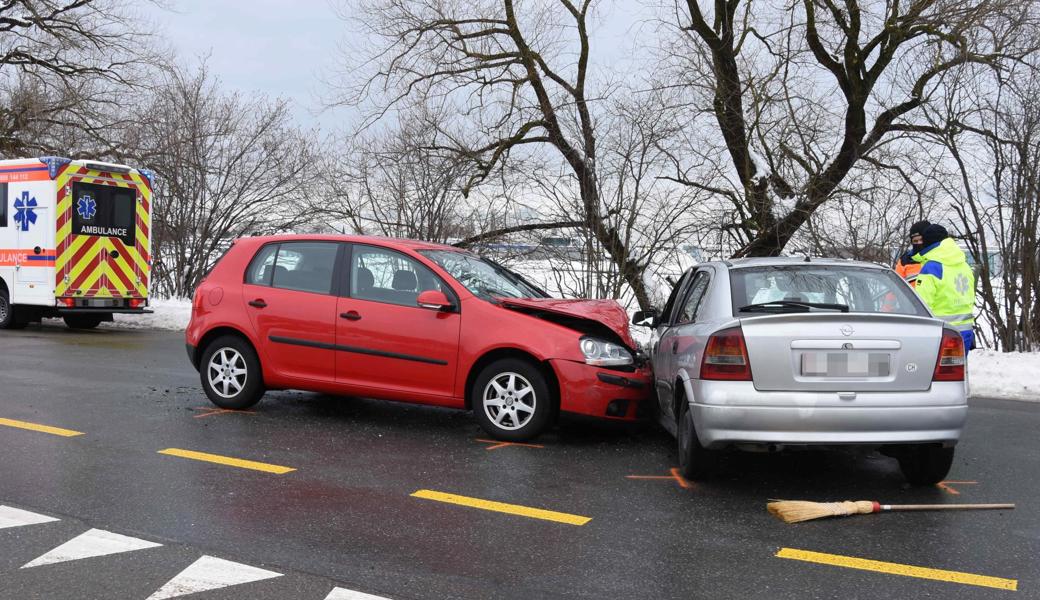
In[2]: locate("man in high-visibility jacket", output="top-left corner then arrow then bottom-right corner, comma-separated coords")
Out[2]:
894,220 -> 930,287
913,224 -> 976,351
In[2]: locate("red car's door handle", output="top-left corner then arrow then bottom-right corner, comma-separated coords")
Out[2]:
340,311 -> 362,321
248,299 -> 267,308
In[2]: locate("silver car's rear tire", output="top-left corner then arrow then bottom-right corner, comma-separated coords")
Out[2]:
677,402 -> 718,480
898,445 -> 954,486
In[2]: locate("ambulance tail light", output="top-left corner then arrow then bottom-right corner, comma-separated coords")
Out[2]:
932,328 -> 966,382
129,298 -> 146,309
58,298 -> 75,308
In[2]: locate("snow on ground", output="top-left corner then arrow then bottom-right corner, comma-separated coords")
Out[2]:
102,298 -> 192,331
968,350 -> 1040,402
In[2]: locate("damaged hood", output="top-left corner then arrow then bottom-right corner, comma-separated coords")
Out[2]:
499,297 -> 638,349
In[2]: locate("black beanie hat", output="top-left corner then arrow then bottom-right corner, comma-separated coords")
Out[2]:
922,224 -> 949,247
909,220 -> 931,237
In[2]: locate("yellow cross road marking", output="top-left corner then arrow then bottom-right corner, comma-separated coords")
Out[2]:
776,548 -> 1017,591
411,489 -> 591,526
0,417 -> 84,437
157,448 -> 295,475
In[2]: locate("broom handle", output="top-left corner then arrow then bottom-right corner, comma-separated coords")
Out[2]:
883,503 -> 1015,511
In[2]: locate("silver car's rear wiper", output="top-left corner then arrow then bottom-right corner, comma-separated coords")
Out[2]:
739,300 -> 850,313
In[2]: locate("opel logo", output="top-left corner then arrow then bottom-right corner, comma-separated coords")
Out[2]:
840,325 -> 854,337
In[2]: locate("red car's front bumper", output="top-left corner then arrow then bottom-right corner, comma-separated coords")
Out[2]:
549,359 -> 652,421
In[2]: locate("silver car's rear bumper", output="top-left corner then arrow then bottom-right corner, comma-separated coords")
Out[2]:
689,380 -> 968,448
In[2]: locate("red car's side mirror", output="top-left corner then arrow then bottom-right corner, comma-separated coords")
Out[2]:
417,290 -> 453,311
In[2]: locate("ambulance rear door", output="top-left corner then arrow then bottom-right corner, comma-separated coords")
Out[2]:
56,168 -> 147,302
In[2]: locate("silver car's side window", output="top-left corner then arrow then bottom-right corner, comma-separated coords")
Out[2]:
662,271 -> 693,326
675,271 -> 711,325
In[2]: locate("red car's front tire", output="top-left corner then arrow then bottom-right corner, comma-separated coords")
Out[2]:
472,358 -> 553,441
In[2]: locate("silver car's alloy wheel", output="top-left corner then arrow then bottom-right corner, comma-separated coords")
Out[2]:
483,372 -> 536,431
207,347 -> 248,399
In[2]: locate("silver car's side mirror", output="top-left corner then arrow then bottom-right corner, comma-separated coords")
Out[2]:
632,309 -> 659,328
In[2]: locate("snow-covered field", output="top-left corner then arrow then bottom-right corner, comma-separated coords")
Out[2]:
102,298 -> 1038,403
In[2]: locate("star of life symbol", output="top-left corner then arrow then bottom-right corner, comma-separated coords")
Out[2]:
77,194 -> 97,221
955,273 -> 970,295
13,191 -> 37,232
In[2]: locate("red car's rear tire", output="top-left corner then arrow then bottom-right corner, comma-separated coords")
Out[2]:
472,358 -> 553,442
200,335 -> 265,410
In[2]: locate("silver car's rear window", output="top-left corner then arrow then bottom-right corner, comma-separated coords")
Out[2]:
730,265 -> 929,316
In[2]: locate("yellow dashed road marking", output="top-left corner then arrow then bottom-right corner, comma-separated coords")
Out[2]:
0,417 -> 83,437
157,448 -> 295,475
411,489 -> 591,526
776,548 -> 1017,591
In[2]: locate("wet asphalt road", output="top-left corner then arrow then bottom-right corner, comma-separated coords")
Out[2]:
0,324 -> 1038,600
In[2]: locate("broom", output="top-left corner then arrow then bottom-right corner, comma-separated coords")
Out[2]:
767,499 -> 1015,524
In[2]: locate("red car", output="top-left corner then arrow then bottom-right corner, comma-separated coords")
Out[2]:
185,235 -> 650,440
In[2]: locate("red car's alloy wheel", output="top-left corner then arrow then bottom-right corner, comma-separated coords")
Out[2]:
482,372 -> 537,431
207,347 -> 249,400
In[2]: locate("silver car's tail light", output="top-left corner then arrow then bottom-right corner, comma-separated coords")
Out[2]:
932,328 -> 966,381
700,327 -> 752,381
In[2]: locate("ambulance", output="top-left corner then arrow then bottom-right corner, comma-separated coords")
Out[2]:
0,157 -> 154,330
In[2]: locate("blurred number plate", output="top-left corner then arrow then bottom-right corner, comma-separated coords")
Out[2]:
801,352 -> 890,377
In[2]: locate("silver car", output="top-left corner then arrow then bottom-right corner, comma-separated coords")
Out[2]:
635,258 -> 968,484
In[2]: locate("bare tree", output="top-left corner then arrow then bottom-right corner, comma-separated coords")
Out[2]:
127,65 -> 318,298
930,63 -> 1040,351
0,0 -> 162,156
336,0 -> 659,310
321,104 -> 492,243
661,0 -> 1040,257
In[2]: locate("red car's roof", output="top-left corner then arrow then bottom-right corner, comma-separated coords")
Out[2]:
234,233 -> 461,252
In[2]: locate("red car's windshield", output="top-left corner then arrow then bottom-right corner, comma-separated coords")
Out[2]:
419,250 -> 547,300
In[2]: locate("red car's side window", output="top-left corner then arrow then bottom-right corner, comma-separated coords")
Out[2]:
349,244 -> 445,307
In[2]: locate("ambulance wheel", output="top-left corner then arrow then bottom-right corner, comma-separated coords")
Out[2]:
0,290 -> 27,330
200,335 -> 265,410
63,315 -> 103,329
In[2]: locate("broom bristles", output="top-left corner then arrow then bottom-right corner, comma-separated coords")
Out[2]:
767,500 -> 876,523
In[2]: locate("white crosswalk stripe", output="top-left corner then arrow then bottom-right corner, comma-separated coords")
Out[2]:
324,586 -> 394,599
2,506 -> 384,599
144,554 -> 283,599
21,528 -> 163,568
0,505 -> 59,530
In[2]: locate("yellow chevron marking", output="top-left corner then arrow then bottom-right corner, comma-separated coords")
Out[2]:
63,237 -> 101,286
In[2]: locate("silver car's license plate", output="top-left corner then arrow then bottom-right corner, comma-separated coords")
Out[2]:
801,352 -> 890,377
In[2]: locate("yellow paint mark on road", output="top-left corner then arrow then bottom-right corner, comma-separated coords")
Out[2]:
626,467 -> 694,489
937,480 -> 978,495
776,548 -> 1017,592
411,489 -> 591,526
0,417 -> 83,437
157,448 -> 295,475
475,438 -> 544,451
192,406 -> 258,419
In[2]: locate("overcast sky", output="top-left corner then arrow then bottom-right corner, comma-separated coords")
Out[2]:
144,1 -> 656,132
143,0 -> 348,129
